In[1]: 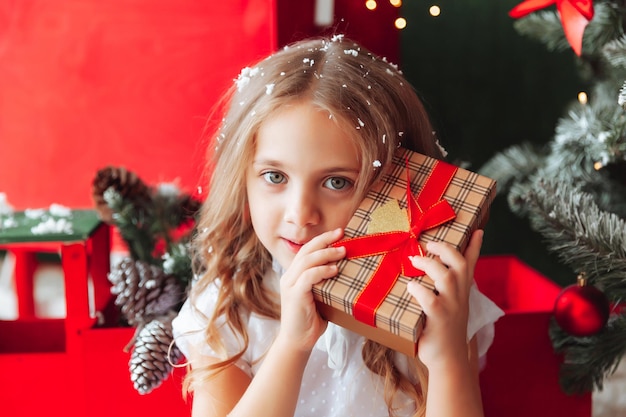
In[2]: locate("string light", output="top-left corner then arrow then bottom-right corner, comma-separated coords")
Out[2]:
429,5 -> 441,17
363,0 -> 406,30
578,91 -> 588,104
365,0 -> 377,10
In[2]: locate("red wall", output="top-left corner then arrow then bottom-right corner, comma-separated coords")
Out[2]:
0,0 -> 399,210
0,0 -> 276,209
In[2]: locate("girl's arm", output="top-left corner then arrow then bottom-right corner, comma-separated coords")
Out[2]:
407,230 -> 485,417
421,335 -> 483,417
189,340 -> 310,417
190,229 -> 346,417
189,353 -> 251,417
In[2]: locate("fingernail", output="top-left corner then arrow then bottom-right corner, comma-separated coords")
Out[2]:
409,255 -> 422,264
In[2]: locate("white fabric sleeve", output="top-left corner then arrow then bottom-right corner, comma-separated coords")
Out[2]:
171,281 -> 252,376
467,284 -> 505,366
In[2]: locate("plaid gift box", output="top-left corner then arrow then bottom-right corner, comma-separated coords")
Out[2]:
312,147 -> 496,356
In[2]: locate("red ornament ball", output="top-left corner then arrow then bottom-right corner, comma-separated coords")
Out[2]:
553,275 -> 610,337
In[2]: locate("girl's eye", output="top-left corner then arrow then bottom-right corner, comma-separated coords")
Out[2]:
325,177 -> 351,190
262,171 -> 285,184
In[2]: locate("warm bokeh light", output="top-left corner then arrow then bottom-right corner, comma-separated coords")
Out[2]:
594,161 -> 603,170
389,0 -> 402,7
365,0 -> 377,11
394,17 -> 407,29
578,91 -> 588,104
429,5 -> 441,17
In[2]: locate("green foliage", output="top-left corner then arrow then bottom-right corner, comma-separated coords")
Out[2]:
513,11 -> 571,52
551,316 -> 626,394
104,188 -> 157,263
510,179 -> 626,295
162,242 -> 193,289
95,168 -> 201,394
101,178 -> 200,290
478,0 -> 626,393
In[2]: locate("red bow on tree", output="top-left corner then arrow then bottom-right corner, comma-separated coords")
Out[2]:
509,0 -> 594,56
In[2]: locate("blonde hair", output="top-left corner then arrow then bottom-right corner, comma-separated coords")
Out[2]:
185,35 -> 443,417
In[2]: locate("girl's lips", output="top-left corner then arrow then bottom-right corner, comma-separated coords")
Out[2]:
282,238 -> 305,253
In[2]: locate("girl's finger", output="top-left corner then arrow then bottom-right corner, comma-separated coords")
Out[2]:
424,240 -> 464,271
302,245 -> 346,267
304,228 -> 344,251
406,280 -> 439,314
408,254 -> 456,295
408,255 -> 448,280
282,245 -> 345,287
292,263 -> 340,291
424,230 -> 483,271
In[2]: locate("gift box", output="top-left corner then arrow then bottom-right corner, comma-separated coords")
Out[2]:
312,147 -> 496,356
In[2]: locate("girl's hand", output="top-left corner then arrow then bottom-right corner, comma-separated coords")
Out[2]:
277,228 -> 346,352
406,230 -> 483,370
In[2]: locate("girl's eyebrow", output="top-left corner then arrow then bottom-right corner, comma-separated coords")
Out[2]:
251,158 -> 283,167
322,167 -> 360,176
253,158 -> 359,173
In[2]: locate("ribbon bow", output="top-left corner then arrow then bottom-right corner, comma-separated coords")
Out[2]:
509,0 -> 594,56
332,160 -> 457,327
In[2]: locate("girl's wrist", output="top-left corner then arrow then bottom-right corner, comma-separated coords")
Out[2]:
424,345 -> 472,375
274,329 -> 316,356
421,340 -> 470,372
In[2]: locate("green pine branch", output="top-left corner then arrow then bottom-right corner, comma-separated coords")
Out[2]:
513,2 -> 623,57
103,182 -> 198,290
604,35 -> 626,70
550,315 -> 626,394
478,142 -> 545,196
480,0 -> 626,395
516,178 -> 626,292
513,10 -> 570,52
585,2 -> 624,56
162,241 -> 193,288
104,188 -> 158,263
516,178 -> 626,392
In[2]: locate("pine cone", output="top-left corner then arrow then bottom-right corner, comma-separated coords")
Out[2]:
108,258 -> 184,326
92,166 -> 151,224
129,314 -> 183,395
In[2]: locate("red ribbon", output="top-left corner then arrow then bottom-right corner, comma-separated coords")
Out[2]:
509,0 -> 594,56
332,160 -> 457,327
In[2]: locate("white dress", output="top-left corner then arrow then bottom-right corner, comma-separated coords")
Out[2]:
172,263 -> 504,417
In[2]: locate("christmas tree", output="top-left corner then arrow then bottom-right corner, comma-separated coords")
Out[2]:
479,0 -> 626,394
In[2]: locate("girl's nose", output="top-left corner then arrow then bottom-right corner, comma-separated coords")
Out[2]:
284,187 -> 320,227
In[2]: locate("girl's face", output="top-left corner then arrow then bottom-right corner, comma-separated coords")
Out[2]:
246,101 -> 362,270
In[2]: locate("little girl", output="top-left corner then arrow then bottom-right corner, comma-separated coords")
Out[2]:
172,35 -> 503,417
